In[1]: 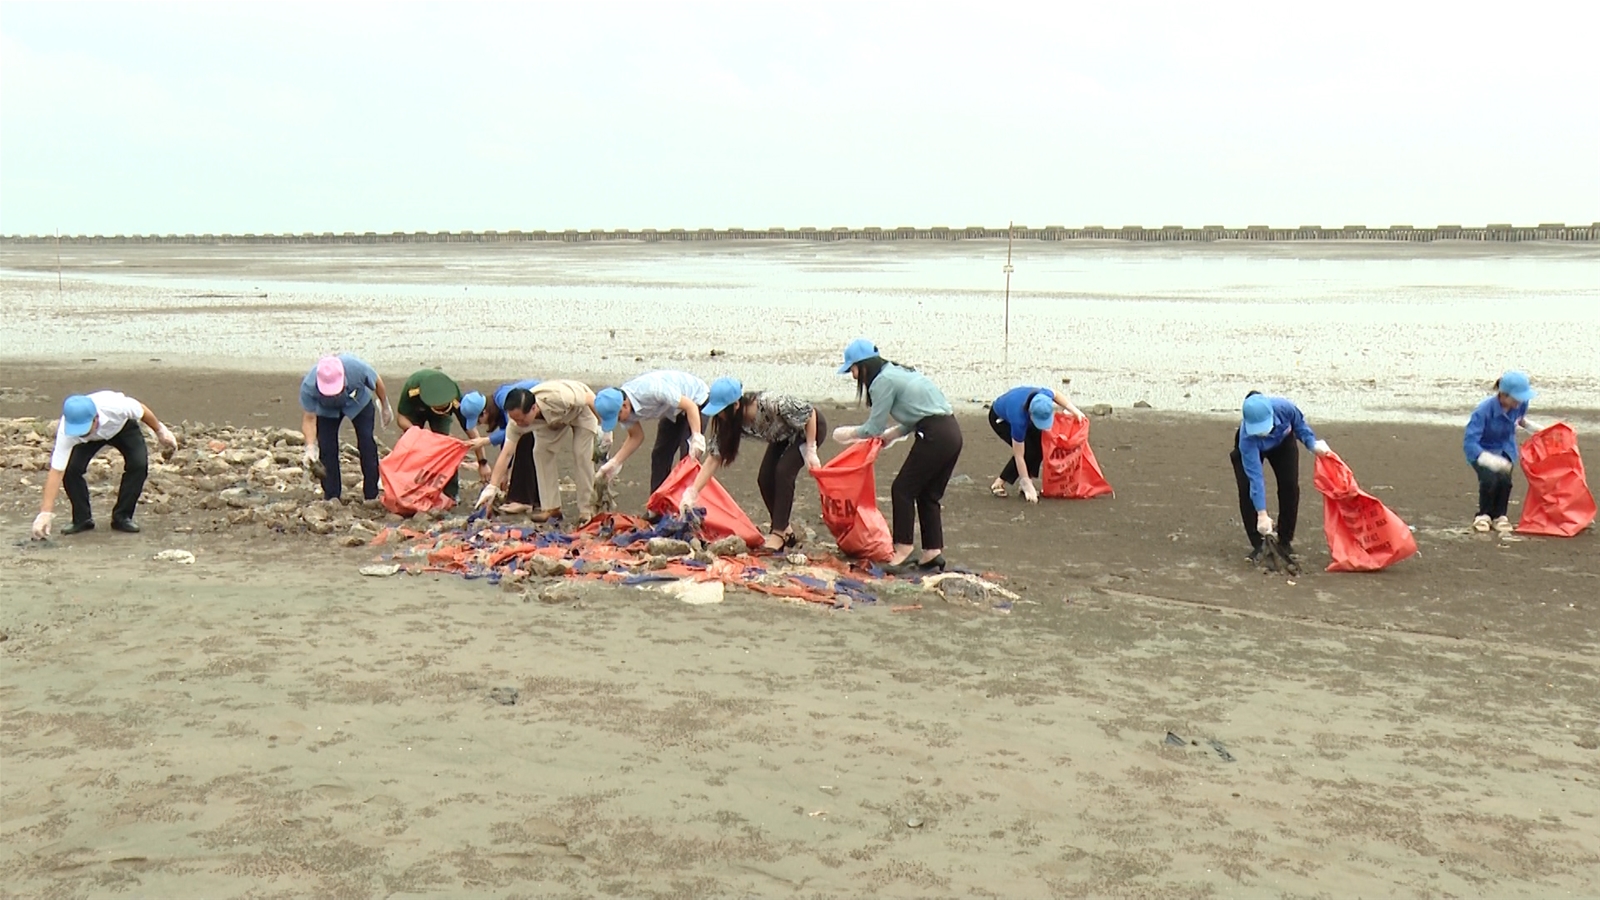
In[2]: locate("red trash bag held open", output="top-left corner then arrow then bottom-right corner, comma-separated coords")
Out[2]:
379,427 -> 471,516
1313,452 -> 1418,572
1040,413 -> 1114,499
1517,423 -> 1596,537
810,440 -> 894,562
646,457 -> 764,549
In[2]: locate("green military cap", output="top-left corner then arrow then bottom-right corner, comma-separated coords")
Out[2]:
417,370 -> 459,408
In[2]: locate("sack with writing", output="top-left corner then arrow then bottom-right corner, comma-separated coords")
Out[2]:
1313,452 -> 1418,572
1517,423 -> 1597,537
1040,414 -> 1114,499
380,427 -> 471,516
810,439 -> 894,562
646,457 -> 764,548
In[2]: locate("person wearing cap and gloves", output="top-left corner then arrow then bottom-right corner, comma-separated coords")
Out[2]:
477,378 -> 542,514
477,379 -> 599,525
299,354 -> 391,503
831,338 -> 963,574
1230,391 -> 1334,563
679,377 -> 827,551
987,384 -> 1086,502
394,368 -> 491,501
31,391 -> 178,539
592,370 -> 711,494
1463,370 -> 1540,533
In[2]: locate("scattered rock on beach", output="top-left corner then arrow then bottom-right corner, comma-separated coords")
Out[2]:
646,537 -> 693,557
154,549 -> 196,565
705,536 -> 747,557
1089,404 -> 1114,416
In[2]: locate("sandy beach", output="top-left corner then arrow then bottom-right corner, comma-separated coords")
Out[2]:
2,362 -> 1597,898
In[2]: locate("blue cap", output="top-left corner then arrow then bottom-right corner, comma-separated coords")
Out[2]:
1028,393 -> 1056,432
61,394 -> 97,437
1242,395 -> 1274,437
703,377 -> 743,417
1499,370 -> 1535,403
594,387 -> 625,432
837,338 -> 879,374
460,391 -> 486,425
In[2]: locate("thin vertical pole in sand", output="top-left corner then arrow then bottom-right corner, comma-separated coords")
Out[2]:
1002,221 -> 1014,366
56,228 -> 63,299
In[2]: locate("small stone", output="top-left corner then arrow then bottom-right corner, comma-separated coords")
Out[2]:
949,474 -> 973,485
522,556 -> 572,578
1133,400 -> 1153,409
539,582 -> 584,604
905,816 -> 924,829
705,536 -> 747,557
307,520 -> 335,535
1089,404 -> 1114,417
340,534 -> 367,547
488,687 -> 518,706
646,537 -> 693,557
359,564 -> 402,577
154,549 -> 196,564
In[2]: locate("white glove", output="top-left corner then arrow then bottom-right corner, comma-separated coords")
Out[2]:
476,484 -> 498,510
688,433 -> 707,461
679,486 -> 700,513
1257,511 -> 1274,535
31,511 -> 53,540
883,426 -> 910,449
1019,475 -> 1040,503
598,459 -> 621,482
598,431 -> 614,452
831,425 -> 860,445
303,445 -> 319,465
1477,451 -> 1512,473
1518,419 -> 1539,432
155,423 -> 178,451
1312,439 -> 1332,457
379,402 -> 395,429
801,442 -> 822,470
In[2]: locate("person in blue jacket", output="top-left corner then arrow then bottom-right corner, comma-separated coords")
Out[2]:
1229,392 -> 1333,562
478,378 -> 541,513
987,385 -> 1085,502
1463,370 -> 1539,533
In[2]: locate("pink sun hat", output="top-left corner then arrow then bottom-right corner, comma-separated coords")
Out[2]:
315,356 -> 346,396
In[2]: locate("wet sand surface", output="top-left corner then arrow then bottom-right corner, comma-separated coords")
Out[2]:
3,367 -> 1597,898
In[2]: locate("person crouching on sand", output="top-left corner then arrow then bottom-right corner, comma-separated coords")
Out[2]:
478,378 -> 542,514
1230,392 -> 1333,564
394,368 -> 491,501
678,377 -> 826,551
477,380 -> 600,525
987,384 -> 1086,503
299,354 -> 391,503
31,391 -> 178,539
591,370 -> 711,493
1463,370 -> 1539,533
831,338 -> 962,574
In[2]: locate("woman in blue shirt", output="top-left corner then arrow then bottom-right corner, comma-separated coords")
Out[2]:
478,379 -> 542,513
1463,370 -> 1538,533
831,338 -> 962,573
1229,392 -> 1333,563
987,385 -> 1085,502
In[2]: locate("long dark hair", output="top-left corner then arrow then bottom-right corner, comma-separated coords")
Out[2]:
503,387 -> 537,417
711,392 -> 757,465
852,356 -> 913,406
482,393 -> 507,434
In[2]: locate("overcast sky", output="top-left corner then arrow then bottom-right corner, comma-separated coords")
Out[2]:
2,1 -> 1595,235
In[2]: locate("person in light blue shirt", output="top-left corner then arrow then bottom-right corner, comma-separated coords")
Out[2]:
593,370 -> 711,493
986,385 -> 1085,502
1462,370 -> 1538,533
1228,392 -> 1333,562
477,378 -> 541,512
832,338 -> 962,573
298,354 -> 392,502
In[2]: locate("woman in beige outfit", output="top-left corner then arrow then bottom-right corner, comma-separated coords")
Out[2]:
476,380 -> 599,524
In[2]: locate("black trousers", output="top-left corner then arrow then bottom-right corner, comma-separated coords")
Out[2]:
650,413 -> 691,493
756,411 -> 826,533
892,414 -> 963,549
315,401 -> 380,501
988,412 -> 1043,483
1230,430 -> 1299,551
505,432 -> 540,507
63,420 -> 148,526
1474,461 -> 1513,518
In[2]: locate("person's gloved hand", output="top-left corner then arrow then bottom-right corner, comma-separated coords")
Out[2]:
598,431 -> 614,452
801,442 -> 822,470
1477,451 -> 1513,473
31,511 -> 53,540
379,402 -> 395,429
831,425 -> 860,445
882,426 -> 911,449
1518,418 -> 1540,432
679,486 -> 700,513
598,459 -> 621,482
476,484 -> 498,510
1312,439 -> 1332,457
155,423 -> 178,452
688,433 -> 707,461
302,445 -> 319,466
1019,475 -> 1040,503
1257,511 -> 1274,535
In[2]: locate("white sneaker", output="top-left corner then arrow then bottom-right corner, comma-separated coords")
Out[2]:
1472,515 -> 1491,533
1493,516 -> 1514,533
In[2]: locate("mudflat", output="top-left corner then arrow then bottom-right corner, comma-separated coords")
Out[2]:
2,365 -> 1597,898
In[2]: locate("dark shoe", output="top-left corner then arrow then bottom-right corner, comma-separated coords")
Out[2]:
916,554 -> 947,572
1278,541 -> 1297,561
111,519 -> 141,534
882,559 -> 921,577
61,520 -> 95,535
1247,547 -> 1263,566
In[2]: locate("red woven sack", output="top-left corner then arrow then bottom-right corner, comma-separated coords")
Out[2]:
1517,423 -> 1597,537
1313,452 -> 1418,572
646,457 -> 764,548
810,440 -> 894,562
1040,413 -> 1114,499
380,427 -> 471,516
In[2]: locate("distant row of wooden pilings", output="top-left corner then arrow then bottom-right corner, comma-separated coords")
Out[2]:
3,223 -> 1596,245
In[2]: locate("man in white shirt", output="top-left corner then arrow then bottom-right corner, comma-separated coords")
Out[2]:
31,391 -> 178,539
